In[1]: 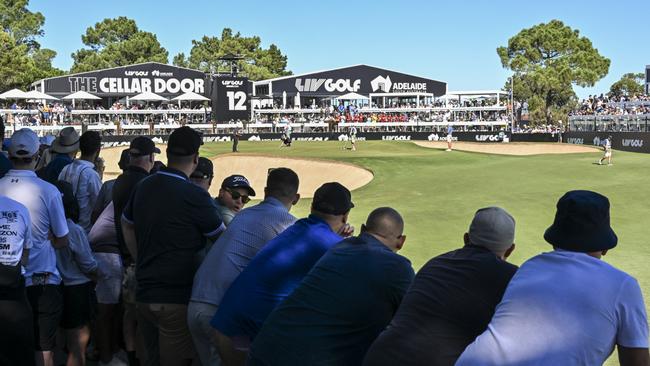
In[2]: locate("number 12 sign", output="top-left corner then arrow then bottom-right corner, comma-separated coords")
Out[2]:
214,77 -> 250,122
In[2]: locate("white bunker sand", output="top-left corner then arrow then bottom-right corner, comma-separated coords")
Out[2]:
209,155 -> 373,198
101,146 -> 373,198
412,141 -> 599,155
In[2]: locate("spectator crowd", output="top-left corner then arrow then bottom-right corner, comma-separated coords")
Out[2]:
0,121 -> 648,366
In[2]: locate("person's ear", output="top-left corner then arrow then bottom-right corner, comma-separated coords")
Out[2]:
463,232 -> 470,246
504,243 -> 516,259
396,235 -> 406,251
342,211 -> 349,224
193,153 -> 199,165
601,249 -> 608,256
292,193 -> 300,206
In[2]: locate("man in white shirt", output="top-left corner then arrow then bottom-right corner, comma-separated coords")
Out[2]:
58,131 -> 102,233
0,196 -> 33,366
457,190 -> 649,366
0,128 -> 69,366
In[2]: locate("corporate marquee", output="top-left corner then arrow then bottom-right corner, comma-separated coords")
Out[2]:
252,64 -> 447,108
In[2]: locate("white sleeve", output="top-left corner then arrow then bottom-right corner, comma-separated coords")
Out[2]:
48,189 -> 69,238
21,206 -> 32,250
616,276 -> 649,348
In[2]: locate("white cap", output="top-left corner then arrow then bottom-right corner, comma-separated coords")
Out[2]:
9,128 -> 40,158
468,207 -> 515,253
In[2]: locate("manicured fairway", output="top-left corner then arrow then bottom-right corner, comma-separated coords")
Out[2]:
201,140 -> 649,365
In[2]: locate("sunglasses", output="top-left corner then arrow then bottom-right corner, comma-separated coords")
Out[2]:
225,187 -> 250,203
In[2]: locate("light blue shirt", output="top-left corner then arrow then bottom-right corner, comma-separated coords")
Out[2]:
191,197 -> 296,306
0,170 -> 69,286
58,159 -> 102,233
456,250 -> 649,365
56,219 -> 97,286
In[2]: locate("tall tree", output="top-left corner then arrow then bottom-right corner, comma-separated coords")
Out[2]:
498,20 -> 610,125
609,73 -> 645,97
0,0 -> 62,89
174,28 -> 291,80
71,17 -> 169,73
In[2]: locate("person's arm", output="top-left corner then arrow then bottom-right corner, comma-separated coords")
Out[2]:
48,188 -> 70,248
121,216 -> 137,260
618,346 -> 650,366
70,226 -> 99,280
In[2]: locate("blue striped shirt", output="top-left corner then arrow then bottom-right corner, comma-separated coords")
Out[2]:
191,197 -> 296,306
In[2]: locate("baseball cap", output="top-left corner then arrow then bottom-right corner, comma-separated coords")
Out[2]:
191,157 -> 214,179
312,182 -> 354,215
544,190 -> 617,252
129,136 -> 161,156
221,174 -> 255,196
167,126 -> 203,156
9,128 -> 40,158
468,207 -> 516,253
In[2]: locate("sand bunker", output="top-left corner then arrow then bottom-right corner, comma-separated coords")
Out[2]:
209,154 -> 373,198
101,146 -> 373,198
412,141 -> 598,155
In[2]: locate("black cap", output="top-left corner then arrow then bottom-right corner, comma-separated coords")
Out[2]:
118,149 -> 130,170
130,136 -> 161,156
312,182 -> 354,215
191,157 -> 214,179
167,126 -> 203,156
544,190 -> 618,253
221,174 -> 256,196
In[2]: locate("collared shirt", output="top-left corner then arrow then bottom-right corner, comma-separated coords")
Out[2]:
0,151 -> 11,179
214,198 -> 236,226
249,233 -> 415,366
0,196 -> 31,269
112,165 -> 149,261
0,170 -> 69,286
56,219 -> 97,286
191,197 -> 296,306
58,159 -> 102,233
363,245 -> 518,366
457,250 -> 649,366
123,167 -> 225,304
36,153 -> 73,184
211,215 -> 342,339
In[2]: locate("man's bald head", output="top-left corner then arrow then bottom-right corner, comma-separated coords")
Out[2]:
363,207 -> 406,252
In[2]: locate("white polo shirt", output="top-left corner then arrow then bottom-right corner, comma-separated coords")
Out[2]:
58,159 -> 102,233
0,196 -> 32,269
0,170 -> 69,286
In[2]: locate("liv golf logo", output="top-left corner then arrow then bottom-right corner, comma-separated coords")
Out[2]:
622,139 -> 644,148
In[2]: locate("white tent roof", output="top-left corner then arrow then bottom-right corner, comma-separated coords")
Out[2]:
24,90 -> 59,100
171,91 -> 210,101
336,92 -> 369,100
62,90 -> 101,100
130,91 -> 168,101
0,88 -> 28,99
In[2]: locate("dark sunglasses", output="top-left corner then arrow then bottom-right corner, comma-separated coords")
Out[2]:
225,187 -> 250,203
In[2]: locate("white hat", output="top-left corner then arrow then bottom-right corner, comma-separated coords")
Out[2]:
9,128 -> 40,158
468,207 -> 515,253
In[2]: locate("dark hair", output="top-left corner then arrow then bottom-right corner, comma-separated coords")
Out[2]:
0,120 -> 5,140
364,207 -> 404,236
151,161 -> 166,173
167,152 -> 195,166
266,167 -> 299,199
79,131 -> 102,156
53,180 -> 80,223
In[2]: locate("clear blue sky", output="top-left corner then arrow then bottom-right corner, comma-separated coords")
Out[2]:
31,0 -> 650,99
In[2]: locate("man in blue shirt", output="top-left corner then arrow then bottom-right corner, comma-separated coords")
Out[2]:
36,127 -> 79,184
188,168 -> 300,366
249,207 -> 415,366
211,182 -> 355,365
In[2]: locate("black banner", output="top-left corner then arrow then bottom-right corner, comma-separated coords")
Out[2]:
564,132 -> 650,153
265,65 -> 446,97
42,62 -> 209,98
212,76 -> 250,122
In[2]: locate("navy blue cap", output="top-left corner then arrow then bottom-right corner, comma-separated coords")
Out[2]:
222,175 -> 255,196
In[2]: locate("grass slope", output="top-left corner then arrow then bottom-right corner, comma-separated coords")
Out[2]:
202,141 -> 649,365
